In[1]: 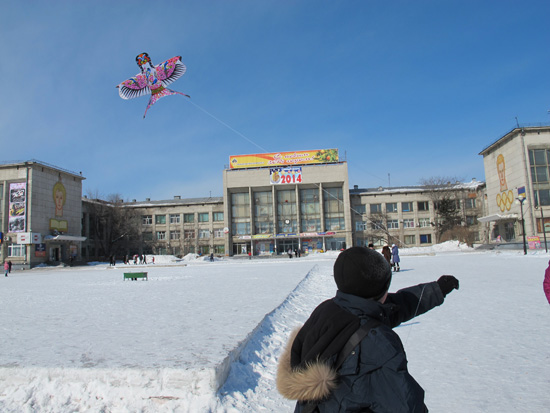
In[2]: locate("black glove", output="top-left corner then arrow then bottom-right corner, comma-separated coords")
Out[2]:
437,275 -> 459,297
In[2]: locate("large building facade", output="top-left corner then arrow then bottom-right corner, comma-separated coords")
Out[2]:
0,160 -> 85,269
479,125 -> 550,245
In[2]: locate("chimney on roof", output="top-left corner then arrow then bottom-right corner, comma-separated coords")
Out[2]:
353,185 -> 358,190
174,196 -> 181,199
472,178 -> 476,182
132,199 -> 136,202
146,198 -> 150,201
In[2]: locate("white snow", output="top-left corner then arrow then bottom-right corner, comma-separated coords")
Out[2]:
1,243 -> 549,412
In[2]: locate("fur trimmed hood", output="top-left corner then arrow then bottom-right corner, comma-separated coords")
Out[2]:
276,327 -> 339,402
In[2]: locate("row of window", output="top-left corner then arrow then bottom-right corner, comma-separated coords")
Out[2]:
142,212 -> 224,225
142,228 -> 226,241
356,215 -> 477,231
355,199 -> 476,215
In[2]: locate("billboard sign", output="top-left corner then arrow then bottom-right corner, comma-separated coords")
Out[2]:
229,149 -> 338,169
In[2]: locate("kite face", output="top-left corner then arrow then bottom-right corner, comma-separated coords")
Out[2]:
117,53 -> 189,118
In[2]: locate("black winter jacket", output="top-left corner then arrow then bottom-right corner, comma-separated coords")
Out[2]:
277,282 -> 445,412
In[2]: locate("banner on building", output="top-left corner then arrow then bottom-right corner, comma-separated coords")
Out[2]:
229,149 -> 338,169
8,182 -> 26,233
270,167 -> 302,185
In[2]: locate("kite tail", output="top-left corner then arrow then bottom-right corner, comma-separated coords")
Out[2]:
143,87 -> 190,118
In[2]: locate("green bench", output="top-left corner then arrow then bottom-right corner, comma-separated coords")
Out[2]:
123,272 -> 148,281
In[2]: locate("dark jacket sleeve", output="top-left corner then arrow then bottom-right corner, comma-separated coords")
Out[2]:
385,281 -> 444,328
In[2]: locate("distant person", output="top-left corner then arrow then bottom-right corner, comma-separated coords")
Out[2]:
248,251 -> 252,260
210,253 -> 214,262
288,249 -> 293,259
544,260 -> 550,305
381,244 -> 392,264
143,255 -> 147,265
4,261 -> 9,277
391,244 -> 400,272
277,246 -> 459,412
8,260 -> 12,273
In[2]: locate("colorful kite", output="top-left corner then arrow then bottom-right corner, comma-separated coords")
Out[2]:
116,53 -> 190,118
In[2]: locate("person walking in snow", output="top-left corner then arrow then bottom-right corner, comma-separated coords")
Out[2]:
277,246 -> 459,412
391,243 -> 400,272
544,260 -> 550,305
4,261 -> 9,277
381,244 -> 392,265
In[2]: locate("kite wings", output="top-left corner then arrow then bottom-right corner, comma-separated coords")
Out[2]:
116,53 -> 189,117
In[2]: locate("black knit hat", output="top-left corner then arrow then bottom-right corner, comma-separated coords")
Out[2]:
334,247 -> 392,300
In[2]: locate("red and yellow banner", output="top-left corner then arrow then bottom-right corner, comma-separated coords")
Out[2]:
229,149 -> 338,169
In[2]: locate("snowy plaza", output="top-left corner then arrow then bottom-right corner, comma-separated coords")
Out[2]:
0,244 -> 549,412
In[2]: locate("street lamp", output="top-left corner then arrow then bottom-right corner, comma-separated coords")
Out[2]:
516,197 -> 527,255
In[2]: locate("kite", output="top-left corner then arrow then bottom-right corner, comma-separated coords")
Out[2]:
116,52 -> 190,118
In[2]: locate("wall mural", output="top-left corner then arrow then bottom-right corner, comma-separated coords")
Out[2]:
49,181 -> 68,232
495,154 -> 514,212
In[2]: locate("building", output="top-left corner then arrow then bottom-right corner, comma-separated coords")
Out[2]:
349,180 -> 487,248
81,196 -> 225,259
0,160 -> 86,269
223,149 -> 352,256
479,125 -> 550,246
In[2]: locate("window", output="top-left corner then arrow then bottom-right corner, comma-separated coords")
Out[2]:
402,202 -> 413,212
529,148 -> 550,206
354,204 -> 366,214
155,215 -> 166,225
371,219 -> 384,230
184,213 -> 194,223
156,231 -> 166,240
214,245 -> 225,254
198,229 -> 210,239
142,215 -> 152,225
420,234 -> 432,244
418,218 -> 431,227
301,218 -> 320,232
404,235 -> 416,245
386,203 -> 398,213
356,221 -> 367,231
387,220 -> 399,229
8,244 -> 25,257
417,201 -> 429,211
465,198 -> 476,209
370,203 -> 382,213
232,192 -> 251,235
233,222 -> 251,235
403,219 -> 415,228
170,214 -> 180,224
466,216 -> 477,226
255,221 -> 274,234
170,230 -> 180,240
214,228 -> 225,238
198,213 -> 209,222
213,212 -> 224,222
142,232 -> 153,241
184,229 -> 195,239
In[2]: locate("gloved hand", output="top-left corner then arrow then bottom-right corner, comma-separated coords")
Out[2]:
437,275 -> 459,297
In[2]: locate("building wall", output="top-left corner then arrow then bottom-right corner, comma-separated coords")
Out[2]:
223,162 -> 352,255
0,161 -> 84,268
350,181 -> 486,247
480,126 -> 550,243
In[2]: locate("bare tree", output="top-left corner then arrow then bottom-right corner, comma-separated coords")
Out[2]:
85,192 -> 141,259
419,176 -> 464,242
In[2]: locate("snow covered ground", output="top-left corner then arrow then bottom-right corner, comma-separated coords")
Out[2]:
0,243 -> 549,412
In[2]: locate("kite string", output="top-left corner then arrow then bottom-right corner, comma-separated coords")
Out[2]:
186,99 -> 268,153
186,99 -> 392,242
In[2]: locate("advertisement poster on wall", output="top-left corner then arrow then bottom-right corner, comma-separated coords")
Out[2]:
8,182 -> 26,233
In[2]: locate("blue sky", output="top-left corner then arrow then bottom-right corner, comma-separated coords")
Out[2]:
2,1 -> 549,201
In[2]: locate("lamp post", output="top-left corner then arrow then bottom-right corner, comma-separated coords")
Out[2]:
516,197 -> 527,255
